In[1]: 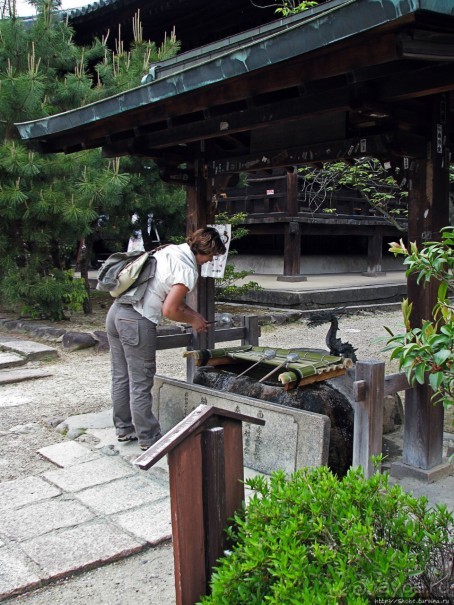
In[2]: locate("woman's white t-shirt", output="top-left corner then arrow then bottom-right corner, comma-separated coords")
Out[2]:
133,243 -> 198,324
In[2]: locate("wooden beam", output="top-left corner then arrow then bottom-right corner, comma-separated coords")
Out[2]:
37,32 -> 401,155
207,132 -> 417,175
381,63 -> 454,101
102,88 -> 352,152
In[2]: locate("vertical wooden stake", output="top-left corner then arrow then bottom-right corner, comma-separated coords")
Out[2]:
222,419 -> 245,523
202,427 -> 226,590
366,232 -> 383,275
168,433 -> 205,605
353,360 -> 385,478
241,315 -> 260,347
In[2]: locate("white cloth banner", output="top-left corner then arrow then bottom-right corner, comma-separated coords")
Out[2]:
201,224 -> 231,278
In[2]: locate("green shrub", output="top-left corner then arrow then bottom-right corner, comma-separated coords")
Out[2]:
0,265 -> 87,320
385,227 -> 454,409
199,466 -> 453,604
214,263 -> 262,301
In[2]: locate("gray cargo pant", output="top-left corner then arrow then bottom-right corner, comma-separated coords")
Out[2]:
106,302 -> 161,447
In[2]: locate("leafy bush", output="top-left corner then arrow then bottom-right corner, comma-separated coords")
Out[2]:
214,263 -> 262,301
0,263 -> 87,320
384,227 -> 454,409
199,466 -> 453,604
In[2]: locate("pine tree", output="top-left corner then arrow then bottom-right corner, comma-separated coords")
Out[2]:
0,0 -> 184,318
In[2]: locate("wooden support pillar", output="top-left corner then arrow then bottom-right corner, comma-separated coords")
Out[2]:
281,221 -> 303,279
279,167 -> 305,281
286,166 -> 298,216
391,94 -> 450,481
365,231 -> 384,275
186,147 -> 217,381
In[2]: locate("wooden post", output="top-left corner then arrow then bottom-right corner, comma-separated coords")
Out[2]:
280,167 -> 303,280
186,148 -> 217,381
365,232 -> 383,275
168,433 -> 205,605
202,427 -> 226,589
352,360 -> 385,478
221,419 -> 245,522
286,167 -> 298,216
241,315 -> 260,347
396,94 -> 450,478
282,221 -> 302,278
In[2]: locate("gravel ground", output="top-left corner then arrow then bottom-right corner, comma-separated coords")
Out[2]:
1,306 -> 451,604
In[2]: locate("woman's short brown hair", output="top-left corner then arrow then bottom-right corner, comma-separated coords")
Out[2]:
187,227 -> 227,257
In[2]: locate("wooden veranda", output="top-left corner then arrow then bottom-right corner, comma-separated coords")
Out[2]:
16,0 -> 454,479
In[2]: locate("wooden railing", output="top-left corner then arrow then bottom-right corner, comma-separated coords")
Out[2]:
155,315 -> 260,350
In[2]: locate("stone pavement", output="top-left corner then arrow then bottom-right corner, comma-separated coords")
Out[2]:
0,338 -> 171,600
0,409 -> 266,601
1,404 -> 453,601
0,431 -> 173,601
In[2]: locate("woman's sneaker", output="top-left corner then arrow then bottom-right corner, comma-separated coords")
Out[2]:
117,431 -> 138,442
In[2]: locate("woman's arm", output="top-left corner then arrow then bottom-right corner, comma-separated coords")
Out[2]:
162,283 -> 208,332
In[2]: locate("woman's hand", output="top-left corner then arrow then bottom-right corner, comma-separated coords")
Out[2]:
190,313 -> 209,333
162,284 -> 209,332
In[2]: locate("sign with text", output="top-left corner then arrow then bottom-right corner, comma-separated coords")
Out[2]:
201,224 -> 231,278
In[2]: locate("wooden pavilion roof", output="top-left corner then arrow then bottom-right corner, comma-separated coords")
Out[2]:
15,0 -> 454,183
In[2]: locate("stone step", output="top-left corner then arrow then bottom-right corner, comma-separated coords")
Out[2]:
0,351 -> 26,370
0,368 -> 53,385
0,338 -> 58,361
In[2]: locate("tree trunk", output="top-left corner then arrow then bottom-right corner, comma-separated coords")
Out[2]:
77,238 -> 93,314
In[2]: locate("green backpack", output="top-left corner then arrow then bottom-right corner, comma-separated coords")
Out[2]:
96,250 -> 158,305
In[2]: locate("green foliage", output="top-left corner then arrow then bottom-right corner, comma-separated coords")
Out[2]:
214,263 -> 262,300
214,212 -> 262,301
215,211 -> 249,242
298,158 -> 407,230
200,466 -> 453,604
0,1 -> 185,317
274,1 -> 318,17
1,261 -> 87,320
384,227 -> 453,408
